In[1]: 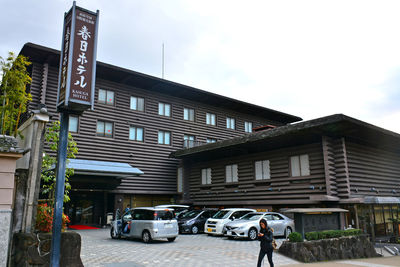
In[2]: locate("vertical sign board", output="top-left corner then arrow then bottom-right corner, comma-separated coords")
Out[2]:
52,2 -> 99,266
57,2 -> 99,112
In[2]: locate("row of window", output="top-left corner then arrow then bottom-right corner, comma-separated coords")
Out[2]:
98,89 -> 253,133
69,116 -> 217,145
200,154 -> 310,185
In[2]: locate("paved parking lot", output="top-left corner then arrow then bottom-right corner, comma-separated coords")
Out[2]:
77,228 -> 298,267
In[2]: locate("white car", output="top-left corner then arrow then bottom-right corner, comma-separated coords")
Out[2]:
205,208 -> 256,236
224,212 -> 295,240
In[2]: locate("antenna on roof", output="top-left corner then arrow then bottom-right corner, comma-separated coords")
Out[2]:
162,43 -> 165,79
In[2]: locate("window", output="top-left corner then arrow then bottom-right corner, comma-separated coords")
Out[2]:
201,168 -> 212,185
184,108 -> 195,121
96,121 -> 113,137
245,121 -> 253,133
69,116 -> 78,133
226,164 -> 238,183
206,113 -> 216,126
130,96 -> 144,111
272,214 -> 284,220
177,167 -> 183,193
158,102 -> 171,117
263,214 -> 273,221
129,126 -> 144,141
290,154 -> 310,177
98,89 -> 114,105
158,130 -> 171,145
255,160 -> 270,180
226,117 -> 235,129
183,134 -> 195,148
206,138 -> 217,143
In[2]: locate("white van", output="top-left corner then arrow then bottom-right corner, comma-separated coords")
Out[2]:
111,207 -> 179,243
205,208 -> 256,236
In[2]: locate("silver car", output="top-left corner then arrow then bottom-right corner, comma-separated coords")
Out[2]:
110,207 -> 179,243
224,212 -> 294,240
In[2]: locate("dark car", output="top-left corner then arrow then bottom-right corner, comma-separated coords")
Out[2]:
178,209 -> 218,234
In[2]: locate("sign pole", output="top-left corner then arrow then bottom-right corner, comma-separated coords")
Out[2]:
49,111 -> 69,267
51,2 -> 98,264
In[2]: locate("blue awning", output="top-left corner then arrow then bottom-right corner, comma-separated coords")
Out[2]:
65,159 -> 143,178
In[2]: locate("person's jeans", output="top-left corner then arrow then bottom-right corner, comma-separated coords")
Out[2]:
257,249 -> 273,267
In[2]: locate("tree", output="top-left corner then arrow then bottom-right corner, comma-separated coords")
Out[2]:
41,121 -> 78,204
0,52 -> 32,137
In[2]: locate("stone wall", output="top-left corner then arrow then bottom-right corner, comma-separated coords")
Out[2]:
10,231 -> 83,267
0,210 -> 12,267
278,235 -> 380,263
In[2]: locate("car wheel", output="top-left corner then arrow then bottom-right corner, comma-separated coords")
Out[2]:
248,227 -> 258,241
110,226 -> 120,239
142,230 -> 152,243
285,227 -> 292,238
167,237 -> 176,242
191,225 -> 199,234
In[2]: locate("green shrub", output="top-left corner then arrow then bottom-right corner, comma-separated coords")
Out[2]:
305,229 -> 362,241
305,231 -> 319,240
343,229 -> 362,236
288,232 -> 303,242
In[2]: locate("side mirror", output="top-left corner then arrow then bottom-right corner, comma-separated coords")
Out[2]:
231,216 -> 235,221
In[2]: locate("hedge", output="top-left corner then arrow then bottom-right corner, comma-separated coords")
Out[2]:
305,229 -> 362,241
288,232 -> 304,242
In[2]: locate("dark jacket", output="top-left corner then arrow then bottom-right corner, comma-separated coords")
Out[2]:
258,227 -> 273,251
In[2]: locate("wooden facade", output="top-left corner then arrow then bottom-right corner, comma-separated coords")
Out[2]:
173,114 -> 400,237
20,43 -> 301,225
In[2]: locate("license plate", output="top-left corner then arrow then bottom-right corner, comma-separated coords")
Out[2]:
207,228 -> 212,232
165,224 -> 173,228
227,231 -> 232,235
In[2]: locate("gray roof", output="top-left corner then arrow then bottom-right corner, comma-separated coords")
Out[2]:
20,42 -> 302,124
66,159 -> 143,177
171,114 -> 400,159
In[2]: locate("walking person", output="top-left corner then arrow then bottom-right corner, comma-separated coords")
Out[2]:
257,218 -> 274,267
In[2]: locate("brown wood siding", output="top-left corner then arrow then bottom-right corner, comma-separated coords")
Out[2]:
346,141 -> 400,197
28,62 -> 286,195
333,138 -> 351,198
322,136 -> 337,197
28,63 -> 43,111
186,143 -> 326,206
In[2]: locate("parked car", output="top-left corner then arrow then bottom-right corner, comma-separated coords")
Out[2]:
178,209 -> 218,234
205,208 -> 256,236
224,212 -> 294,240
110,207 -> 178,243
155,204 -> 190,218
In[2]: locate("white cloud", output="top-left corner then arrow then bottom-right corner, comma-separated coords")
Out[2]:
1,0 -> 400,133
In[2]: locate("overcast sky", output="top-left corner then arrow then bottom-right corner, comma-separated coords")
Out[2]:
1,0 -> 400,133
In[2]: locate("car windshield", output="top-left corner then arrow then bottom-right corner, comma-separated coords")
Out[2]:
154,210 -> 174,220
212,210 -> 230,219
239,213 -> 263,220
182,210 -> 202,219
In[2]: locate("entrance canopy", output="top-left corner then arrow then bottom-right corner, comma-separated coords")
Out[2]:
66,159 -> 143,178
284,208 -> 348,214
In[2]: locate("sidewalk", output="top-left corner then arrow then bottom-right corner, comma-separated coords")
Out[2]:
286,256 -> 400,267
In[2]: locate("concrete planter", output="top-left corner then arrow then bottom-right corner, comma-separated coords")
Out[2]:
10,231 -> 83,267
278,235 -> 380,263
